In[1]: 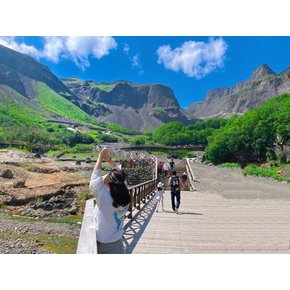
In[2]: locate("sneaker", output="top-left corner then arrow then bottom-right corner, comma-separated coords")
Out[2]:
175,208 -> 179,214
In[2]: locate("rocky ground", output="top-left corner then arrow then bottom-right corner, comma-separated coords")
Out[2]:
0,214 -> 81,254
0,149 -> 91,218
0,148 -> 155,254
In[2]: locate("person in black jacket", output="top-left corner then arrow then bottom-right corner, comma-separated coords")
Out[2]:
168,170 -> 181,214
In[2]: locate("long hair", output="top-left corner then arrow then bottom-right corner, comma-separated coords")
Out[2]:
108,169 -> 131,208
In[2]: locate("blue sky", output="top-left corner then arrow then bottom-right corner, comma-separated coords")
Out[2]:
1,36 -> 290,108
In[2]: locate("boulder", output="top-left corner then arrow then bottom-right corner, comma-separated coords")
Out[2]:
53,203 -> 64,210
69,206 -> 78,215
44,203 -> 53,211
0,169 -> 14,179
13,178 -> 26,188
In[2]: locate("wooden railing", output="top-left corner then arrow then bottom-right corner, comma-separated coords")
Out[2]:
185,158 -> 197,191
76,157 -> 158,254
121,145 -> 206,151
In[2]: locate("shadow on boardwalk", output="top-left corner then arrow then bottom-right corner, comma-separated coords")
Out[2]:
123,196 -> 204,253
123,197 -> 158,254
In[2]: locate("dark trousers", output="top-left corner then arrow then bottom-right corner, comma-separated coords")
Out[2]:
171,188 -> 180,210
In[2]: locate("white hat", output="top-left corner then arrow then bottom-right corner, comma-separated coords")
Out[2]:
157,182 -> 164,187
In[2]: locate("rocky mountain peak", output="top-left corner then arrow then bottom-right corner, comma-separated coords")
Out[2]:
251,64 -> 276,79
186,63 -> 290,119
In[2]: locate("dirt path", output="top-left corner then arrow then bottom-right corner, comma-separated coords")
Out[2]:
190,162 -> 290,199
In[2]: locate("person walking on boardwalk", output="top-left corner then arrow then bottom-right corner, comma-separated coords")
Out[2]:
168,170 -> 181,214
163,161 -> 169,177
89,147 -> 131,254
169,158 -> 175,175
181,171 -> 188,190
157,161 -> 163,176
156,182 -> 165,212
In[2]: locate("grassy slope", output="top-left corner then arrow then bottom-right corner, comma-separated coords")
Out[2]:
36,82 -> 98,125
0,90 -> 43,128
94,83 -> 116,92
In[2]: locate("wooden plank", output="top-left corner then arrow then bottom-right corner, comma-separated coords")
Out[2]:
124,189 -> 290,254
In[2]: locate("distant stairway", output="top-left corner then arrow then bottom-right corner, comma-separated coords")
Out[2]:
157,159 -> 191,191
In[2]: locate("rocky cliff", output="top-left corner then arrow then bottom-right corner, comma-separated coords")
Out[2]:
187,64 -> 290,119
0,44 -> 74,101
63,78 -> 191,131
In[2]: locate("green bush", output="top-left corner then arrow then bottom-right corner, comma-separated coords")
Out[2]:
99,133 -> 118,143
243,164 -> 285,181
205,94 -> 290,164
218,163 -> 240,168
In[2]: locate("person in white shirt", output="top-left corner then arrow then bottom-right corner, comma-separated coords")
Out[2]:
89,147 -> 131,254
156,182 -> 165,212
163,162 -> 169,177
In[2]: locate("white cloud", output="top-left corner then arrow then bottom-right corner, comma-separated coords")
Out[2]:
157,38 -> 228,79
0,36 -> 117,70
0,36 -> 41,58
132,54 -> 140,68
123,43 -> 130,54
131,54 -> 144,76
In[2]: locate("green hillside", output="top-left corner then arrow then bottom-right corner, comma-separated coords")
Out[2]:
0,90 -> 43,128
36,82 -> 97,125
205,93 -> 290,164
0,83 -> 100,146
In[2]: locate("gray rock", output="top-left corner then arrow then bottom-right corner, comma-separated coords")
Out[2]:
55,195 -> 65,203
69,207 -> 78,215
13,178 -> 26,188
0,169 -> 14,179
53,203 -> 64,209
44,203 -> 53,211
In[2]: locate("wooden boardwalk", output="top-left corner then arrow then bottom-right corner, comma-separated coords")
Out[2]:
123,189 -> 290,254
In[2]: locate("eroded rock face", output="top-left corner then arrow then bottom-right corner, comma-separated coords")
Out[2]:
63,79 -> 192,130
0,44 -> 74,100
187,64 -> 290,119
0,150 -> 88,217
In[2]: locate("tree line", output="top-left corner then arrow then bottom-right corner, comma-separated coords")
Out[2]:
151,93 -> 290,165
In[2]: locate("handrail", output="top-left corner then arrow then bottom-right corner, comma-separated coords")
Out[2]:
76,198 -> 97,254
76,157 -> 158,254
185,158 -> 196,191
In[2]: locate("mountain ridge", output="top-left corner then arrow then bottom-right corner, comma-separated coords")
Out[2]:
63,77 -> 192,131
187,64 -> 290,119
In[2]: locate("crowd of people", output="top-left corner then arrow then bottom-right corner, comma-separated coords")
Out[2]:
157,158 -> 176,177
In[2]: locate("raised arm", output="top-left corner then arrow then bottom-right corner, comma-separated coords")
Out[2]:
93,147 -> 117,173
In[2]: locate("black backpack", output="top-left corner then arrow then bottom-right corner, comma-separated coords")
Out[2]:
170,176 -> 179,189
